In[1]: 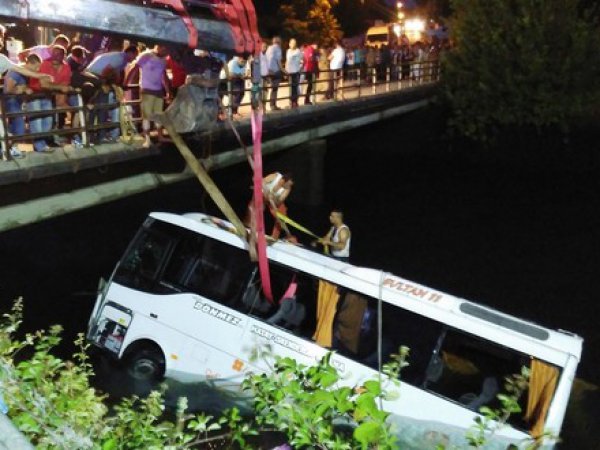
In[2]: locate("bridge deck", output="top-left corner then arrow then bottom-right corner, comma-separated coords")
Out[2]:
0,82 -> 435,231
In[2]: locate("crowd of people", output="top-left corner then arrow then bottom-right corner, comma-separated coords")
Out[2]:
222,34 -> 443,117
0,25 -> 227,159
1,22 -> 443,160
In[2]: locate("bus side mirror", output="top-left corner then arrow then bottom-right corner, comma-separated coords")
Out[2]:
97,277 -> 107,295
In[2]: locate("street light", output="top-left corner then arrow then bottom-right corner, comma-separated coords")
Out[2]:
396,0 -> 405,42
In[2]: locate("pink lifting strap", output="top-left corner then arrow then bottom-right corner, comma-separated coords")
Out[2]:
279,275 -> 298,304
251,110 -> 273,303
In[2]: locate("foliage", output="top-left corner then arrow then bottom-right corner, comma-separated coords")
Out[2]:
0,299 -> 108,449
0,299 -> 242,449
277,0 -> 312,44
245,345 -> 409,449
1,298 -> 544,449
0,299 -> 404,449
466,367 -> 529,449
441,0 -> 600,142
308,0 -> 343,47
464,366 -> 557,450
275,0 -> 343,47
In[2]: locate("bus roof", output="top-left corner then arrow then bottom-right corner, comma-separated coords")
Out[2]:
151,212 -> 583,366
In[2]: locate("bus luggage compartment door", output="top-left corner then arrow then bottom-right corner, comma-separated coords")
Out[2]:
91,302 -> 133,355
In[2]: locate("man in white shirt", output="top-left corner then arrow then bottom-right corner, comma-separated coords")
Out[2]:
326,42 -> 345,99
227,56 -> 246,118
265,36 -> 283,110
314,209 -> 351,263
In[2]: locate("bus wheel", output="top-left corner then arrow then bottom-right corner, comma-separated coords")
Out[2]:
125,347 -> 165,382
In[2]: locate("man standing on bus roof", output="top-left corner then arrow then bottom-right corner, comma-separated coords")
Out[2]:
262,171 -> 294,239
317,209 -> 351,263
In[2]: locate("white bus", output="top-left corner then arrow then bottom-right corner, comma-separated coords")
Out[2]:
366,25 -> 390,48
87,212 -> 582,448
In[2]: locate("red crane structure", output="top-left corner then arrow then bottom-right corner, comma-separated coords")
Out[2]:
0,0 -> 261,56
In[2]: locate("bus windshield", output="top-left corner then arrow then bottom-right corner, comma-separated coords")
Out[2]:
367,33 -> 388,43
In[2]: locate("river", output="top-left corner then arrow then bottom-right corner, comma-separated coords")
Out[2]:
0,107 -> 598,447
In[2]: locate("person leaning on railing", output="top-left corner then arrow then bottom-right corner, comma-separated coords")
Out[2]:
18,34 -> 71,64
1,49 -> 54,159
2,54 -> 44,159
27,45 -> 77,153
85,45 -> 139,143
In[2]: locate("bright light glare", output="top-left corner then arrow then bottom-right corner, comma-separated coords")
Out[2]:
393,24 -> 401,37
404,19 -> 425,32
397,11 -> 405,19
38,0 -> 86,19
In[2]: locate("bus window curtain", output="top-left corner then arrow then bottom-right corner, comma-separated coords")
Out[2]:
313,280 -> 340,347
334,292 -> 367,354
525,359 -> 559,437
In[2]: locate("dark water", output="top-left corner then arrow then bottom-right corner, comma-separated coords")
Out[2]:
1,107 -> 599,447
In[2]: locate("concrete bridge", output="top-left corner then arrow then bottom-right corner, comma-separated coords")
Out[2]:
0,72 -> 437,232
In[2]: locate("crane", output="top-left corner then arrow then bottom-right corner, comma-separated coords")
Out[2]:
0,0 -> 260,55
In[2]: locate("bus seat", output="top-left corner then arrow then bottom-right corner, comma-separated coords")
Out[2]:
241,283 -> 272,314
358,337 -> 394,370
461,376 -> 499,411
267,297 -> 305,329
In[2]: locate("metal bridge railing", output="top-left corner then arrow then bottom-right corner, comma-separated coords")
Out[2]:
0,89 -> 143,161
0,59 -> 439,161
221,58 -> 440,119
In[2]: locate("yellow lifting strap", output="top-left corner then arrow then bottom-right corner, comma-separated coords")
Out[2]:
275,211 -> 319,238
158,113 -> 248,242
275,211 -> 330,254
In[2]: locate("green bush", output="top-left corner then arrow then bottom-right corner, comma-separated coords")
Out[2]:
442,0 -> 600,142
0,299 -> 404,449
1,299 -> 539,449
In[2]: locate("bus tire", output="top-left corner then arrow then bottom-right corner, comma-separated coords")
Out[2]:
124,345 -> 165,382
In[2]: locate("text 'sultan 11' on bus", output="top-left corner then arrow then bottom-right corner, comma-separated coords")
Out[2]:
87,212 -> 582,449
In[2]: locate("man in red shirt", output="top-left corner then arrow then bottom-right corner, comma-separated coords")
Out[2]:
302,43 -> 319,105
28,45 -> 77,152
166,54 -> 187,98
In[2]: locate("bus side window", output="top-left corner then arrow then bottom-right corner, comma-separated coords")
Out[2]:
331,297 -> 441,381
262,265 -> 316,338
115,230 -> 172,293
382,303 -> 442,386
159,237 -> 200,292
184,237 -> 254,309
424,330 -> 531,420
